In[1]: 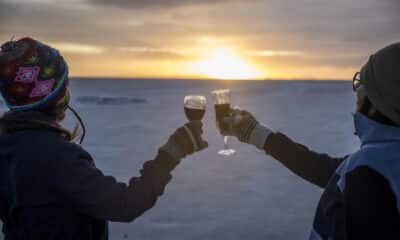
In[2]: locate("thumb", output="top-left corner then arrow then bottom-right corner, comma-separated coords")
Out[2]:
184,120 -> 206,152
232,105 -> 242,112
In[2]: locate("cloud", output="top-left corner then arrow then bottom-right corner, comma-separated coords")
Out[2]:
88,0 -> 260,9
117,47 -> 190,59
0,1 -> 16,33
0,0 -> 148,47
1,0 -> 399,78
246,50 -> 304,57
51,42 -> 105,54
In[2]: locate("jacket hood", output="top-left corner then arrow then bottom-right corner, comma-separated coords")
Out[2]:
354,112 -> 400,145
0,110 -> 71,140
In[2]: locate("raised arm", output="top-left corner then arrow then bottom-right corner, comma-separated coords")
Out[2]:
50,121 -> 207,222
264,132 -> 345,188
222,108 -> 346,188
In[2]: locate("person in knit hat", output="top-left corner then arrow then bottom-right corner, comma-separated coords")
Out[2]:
0,38 -> 70,116
0,37 -> 208,240
222,42 -> 400,239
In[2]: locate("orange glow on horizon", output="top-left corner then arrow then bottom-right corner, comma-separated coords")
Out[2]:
186,47 -> 264,80
52,41 -> 355,80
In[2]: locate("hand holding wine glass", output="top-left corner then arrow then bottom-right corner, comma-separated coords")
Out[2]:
182,95 -> 208,153
221,107 -> 273,150
159,95 -> 208,161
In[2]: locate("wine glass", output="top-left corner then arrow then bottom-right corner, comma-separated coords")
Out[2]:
211,89 -> 236,156
184,95 -> 207,121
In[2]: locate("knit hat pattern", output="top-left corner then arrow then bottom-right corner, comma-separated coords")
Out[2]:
0,37 -> 69,111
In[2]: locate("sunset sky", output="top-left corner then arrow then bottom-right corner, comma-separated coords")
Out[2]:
1,0 -> 399,80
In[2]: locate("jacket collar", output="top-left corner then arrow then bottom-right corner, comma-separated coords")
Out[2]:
354,112 -> 400,145
0,110 -> 71,140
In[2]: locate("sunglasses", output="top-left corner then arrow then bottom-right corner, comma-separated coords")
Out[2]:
352,72 -> 361,92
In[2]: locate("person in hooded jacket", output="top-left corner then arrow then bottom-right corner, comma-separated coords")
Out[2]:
0,37 -> 208,240
221,42 -> 400,239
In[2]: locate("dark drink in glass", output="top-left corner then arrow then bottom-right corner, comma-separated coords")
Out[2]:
184,107 -> 206,121
214,103 -> 230,133
184,95 -> 207,121
211,89 -> 236,156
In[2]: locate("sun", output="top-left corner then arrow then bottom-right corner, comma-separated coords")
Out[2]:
190,47 -> 263,80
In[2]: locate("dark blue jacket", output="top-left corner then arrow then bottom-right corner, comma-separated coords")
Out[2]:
310,113 -> 400,239
264,113 -> 400,240
0,112 -> 179,240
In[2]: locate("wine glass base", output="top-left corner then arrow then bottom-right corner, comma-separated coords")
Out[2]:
218,149 -> 236,156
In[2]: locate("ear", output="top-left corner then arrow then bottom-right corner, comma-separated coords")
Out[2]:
355,85 -> 368,112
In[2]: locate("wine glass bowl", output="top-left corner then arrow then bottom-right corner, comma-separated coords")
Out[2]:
184,95 -> 207,121
211,89 -> 236,156
211,89 -> 231,104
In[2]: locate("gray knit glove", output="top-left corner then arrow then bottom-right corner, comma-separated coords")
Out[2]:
222,108 -> 273,150
160,121 -> 208,160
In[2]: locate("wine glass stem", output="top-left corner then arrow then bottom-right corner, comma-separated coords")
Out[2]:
224,136 -> 229,150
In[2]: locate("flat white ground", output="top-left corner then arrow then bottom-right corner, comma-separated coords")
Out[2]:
0,80 -> 359,239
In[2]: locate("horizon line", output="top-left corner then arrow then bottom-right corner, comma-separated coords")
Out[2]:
70,76 -> 350,81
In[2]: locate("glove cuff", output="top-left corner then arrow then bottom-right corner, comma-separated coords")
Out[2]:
248,123 -> 273,150
160,141 -> 185,161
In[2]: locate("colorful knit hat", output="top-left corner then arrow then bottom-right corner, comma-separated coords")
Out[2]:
0,37 -> 69,112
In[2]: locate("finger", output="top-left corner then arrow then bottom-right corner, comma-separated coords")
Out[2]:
232,105 -> 241,111
241,110 -> 253,117
231,108 -> 244,118
233,114 -> 244,126
192,129 -> 207,151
